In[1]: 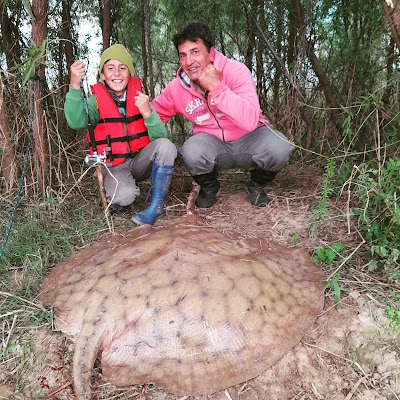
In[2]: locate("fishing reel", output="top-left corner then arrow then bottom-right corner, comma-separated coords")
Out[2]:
84,152 -> 107,167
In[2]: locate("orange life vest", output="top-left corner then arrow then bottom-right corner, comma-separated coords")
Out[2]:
86,77 -> 150,166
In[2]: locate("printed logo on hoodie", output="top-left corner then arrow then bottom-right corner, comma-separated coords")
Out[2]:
185,98 -> 205,115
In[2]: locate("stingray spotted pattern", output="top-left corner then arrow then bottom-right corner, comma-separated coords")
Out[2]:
39,220 -> 325,399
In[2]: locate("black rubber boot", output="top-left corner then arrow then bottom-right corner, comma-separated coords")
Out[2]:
193,168 -> 221,208
246,169 -> 277,207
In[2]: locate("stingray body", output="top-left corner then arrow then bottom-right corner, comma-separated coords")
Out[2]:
39,218 -> 325,399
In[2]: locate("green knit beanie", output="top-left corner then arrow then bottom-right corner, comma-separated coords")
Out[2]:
99,44 -> 135,76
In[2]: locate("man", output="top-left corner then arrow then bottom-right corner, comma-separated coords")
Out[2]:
152,23 -> 294,208
65,44 -> 177,225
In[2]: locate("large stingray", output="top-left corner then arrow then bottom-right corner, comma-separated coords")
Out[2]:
39,216 -> 325,399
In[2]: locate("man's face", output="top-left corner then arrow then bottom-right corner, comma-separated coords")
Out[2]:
177,39 -> 215,83
101,60 -> 130,97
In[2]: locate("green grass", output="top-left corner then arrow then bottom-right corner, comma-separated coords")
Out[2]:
0,189 -> 109,315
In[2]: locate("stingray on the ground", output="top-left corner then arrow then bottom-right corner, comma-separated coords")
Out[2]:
39,216 -> 325,399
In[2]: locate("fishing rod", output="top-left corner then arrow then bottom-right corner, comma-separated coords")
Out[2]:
77,60 -> 109,215
78,71 -> 107,167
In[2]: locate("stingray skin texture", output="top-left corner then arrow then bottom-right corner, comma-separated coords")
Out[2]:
39,218 -> 325,399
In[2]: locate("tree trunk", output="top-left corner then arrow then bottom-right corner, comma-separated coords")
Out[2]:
287,4 -> 297,73
381,0 -> 400,52
243,2 -> 256,73
62,0 -> 75,75
0,6 -> 16,70
0,74 -> 17,191
145,0 -> 154,98
272,2 -> 284,111
60,0 -> 78,144
102,0 -> 111,50
292,0 -> 342,135
383,37 -> 395,105
0,3 -> 20,190
140,0 -> 149,94
256,2 -> 266,102
31,0 -> 48,193
241,0 -> 315,147
0,3 -> 21,111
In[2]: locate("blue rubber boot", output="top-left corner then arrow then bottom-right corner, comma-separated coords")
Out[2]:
131,163 -> 174,225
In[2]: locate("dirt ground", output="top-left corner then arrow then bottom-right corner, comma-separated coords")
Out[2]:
0,164 -> 399,399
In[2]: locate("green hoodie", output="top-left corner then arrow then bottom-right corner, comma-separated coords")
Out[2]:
64,86 -> 167,141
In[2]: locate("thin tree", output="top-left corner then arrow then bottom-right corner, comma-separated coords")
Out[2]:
0,3 -> 19,190
0,74 -> 17,191
381,0 -> 400,51
140,0 -> 149,94
241,0 -> 315,147
31,0 -> 49,194
291,0 -> 342,135
62,0 -> 75,76
102,0 -> 111,50
145,0 -> 154,98
61,0 -> 78,143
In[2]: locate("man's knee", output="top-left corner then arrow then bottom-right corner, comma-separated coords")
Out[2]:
274,139 -> 295,166
179,141 -> 203,166
252,128 -> 294,171
179,134 -> 213,165
179,144 -> 214,176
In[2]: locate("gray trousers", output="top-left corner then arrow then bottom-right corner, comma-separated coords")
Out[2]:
103,138 -> 177,206
178,125 -> 294,176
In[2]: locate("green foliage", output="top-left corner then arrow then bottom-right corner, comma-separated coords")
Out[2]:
2,337 -> 32,373
316,0 -> 384,100
312,158 -> 336,222
0,192 -> 108,331
325,273 -> 341,308
350,158 -> 400,280
313,242 -> 345,265
290,233 -> 300,247
21,40 -> 49,83
385,290 -> 400,331
31,309 -> 53,326
313,243 -> 345,307
0,197 -> 105,271
341,110 -> 354,143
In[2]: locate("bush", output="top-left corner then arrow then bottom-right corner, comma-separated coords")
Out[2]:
347,157 -> 400,281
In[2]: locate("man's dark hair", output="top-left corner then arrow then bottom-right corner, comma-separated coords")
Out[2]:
172,23 -> 215,52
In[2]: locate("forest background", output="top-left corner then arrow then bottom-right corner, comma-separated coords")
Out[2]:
0,0 -> 399,398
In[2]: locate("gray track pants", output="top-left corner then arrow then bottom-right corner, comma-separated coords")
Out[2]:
102,138 -> 177,206
178,125 -> 294,176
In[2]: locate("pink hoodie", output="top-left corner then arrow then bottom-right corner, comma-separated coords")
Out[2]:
152,49 -> 268,142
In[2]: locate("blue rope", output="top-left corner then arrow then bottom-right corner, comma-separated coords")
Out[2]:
0,78 -> 35,263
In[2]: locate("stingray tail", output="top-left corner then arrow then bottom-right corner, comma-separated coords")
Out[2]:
72,299 -> 108,399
